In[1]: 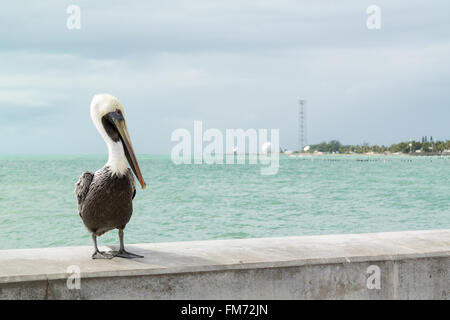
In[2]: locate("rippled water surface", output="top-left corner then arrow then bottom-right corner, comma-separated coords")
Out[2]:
0,155 -> 448,250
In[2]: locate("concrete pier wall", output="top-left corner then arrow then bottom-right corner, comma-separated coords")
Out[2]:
0,229 -> 449,299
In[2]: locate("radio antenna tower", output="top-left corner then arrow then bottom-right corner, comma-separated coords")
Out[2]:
298,100 -> 307,152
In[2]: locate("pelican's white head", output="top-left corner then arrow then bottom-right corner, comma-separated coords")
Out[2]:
90,94 -> 124,139
90,93 -> 146,189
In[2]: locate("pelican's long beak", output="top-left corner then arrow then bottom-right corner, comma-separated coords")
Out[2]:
107,111 -> 146,189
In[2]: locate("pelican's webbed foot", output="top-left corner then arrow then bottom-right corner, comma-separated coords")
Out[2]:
92,250 -> 115,259
91,234 -> 115,259
114,228 -> 144,258
112,249 -> 144,259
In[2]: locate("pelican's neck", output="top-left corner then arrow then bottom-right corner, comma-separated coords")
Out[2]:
105,140 -> 128,176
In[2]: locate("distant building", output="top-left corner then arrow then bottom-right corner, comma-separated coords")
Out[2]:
261,142 -> 273,155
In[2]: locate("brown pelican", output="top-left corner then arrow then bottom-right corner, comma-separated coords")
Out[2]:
75,94 -> 146,259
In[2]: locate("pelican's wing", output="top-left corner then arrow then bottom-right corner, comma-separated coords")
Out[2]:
127,168 -> 136,200
74,171 -> 94,214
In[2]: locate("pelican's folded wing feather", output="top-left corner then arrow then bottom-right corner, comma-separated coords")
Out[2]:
127,168 -> 136,200
74,171 -> 94,214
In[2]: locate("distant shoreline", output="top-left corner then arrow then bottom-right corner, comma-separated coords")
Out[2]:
281,152 -> 450,157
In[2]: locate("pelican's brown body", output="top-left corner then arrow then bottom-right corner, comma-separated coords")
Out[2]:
76,167 -> 136,237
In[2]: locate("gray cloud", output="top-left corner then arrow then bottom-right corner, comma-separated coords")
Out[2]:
0,0 -> 449,154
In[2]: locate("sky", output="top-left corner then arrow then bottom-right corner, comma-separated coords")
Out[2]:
0,0 -> 449,154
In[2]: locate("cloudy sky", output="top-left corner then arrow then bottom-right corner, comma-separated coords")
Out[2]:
1,0 -> 449,154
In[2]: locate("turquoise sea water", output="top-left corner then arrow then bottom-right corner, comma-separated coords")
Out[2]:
0,155 -> 449,250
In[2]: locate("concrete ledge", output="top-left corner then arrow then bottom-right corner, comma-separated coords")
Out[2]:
0,229 -> 449,299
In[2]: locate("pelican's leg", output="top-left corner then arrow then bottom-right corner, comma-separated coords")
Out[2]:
91,234 -> 114,259
113,228 -> 143,259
